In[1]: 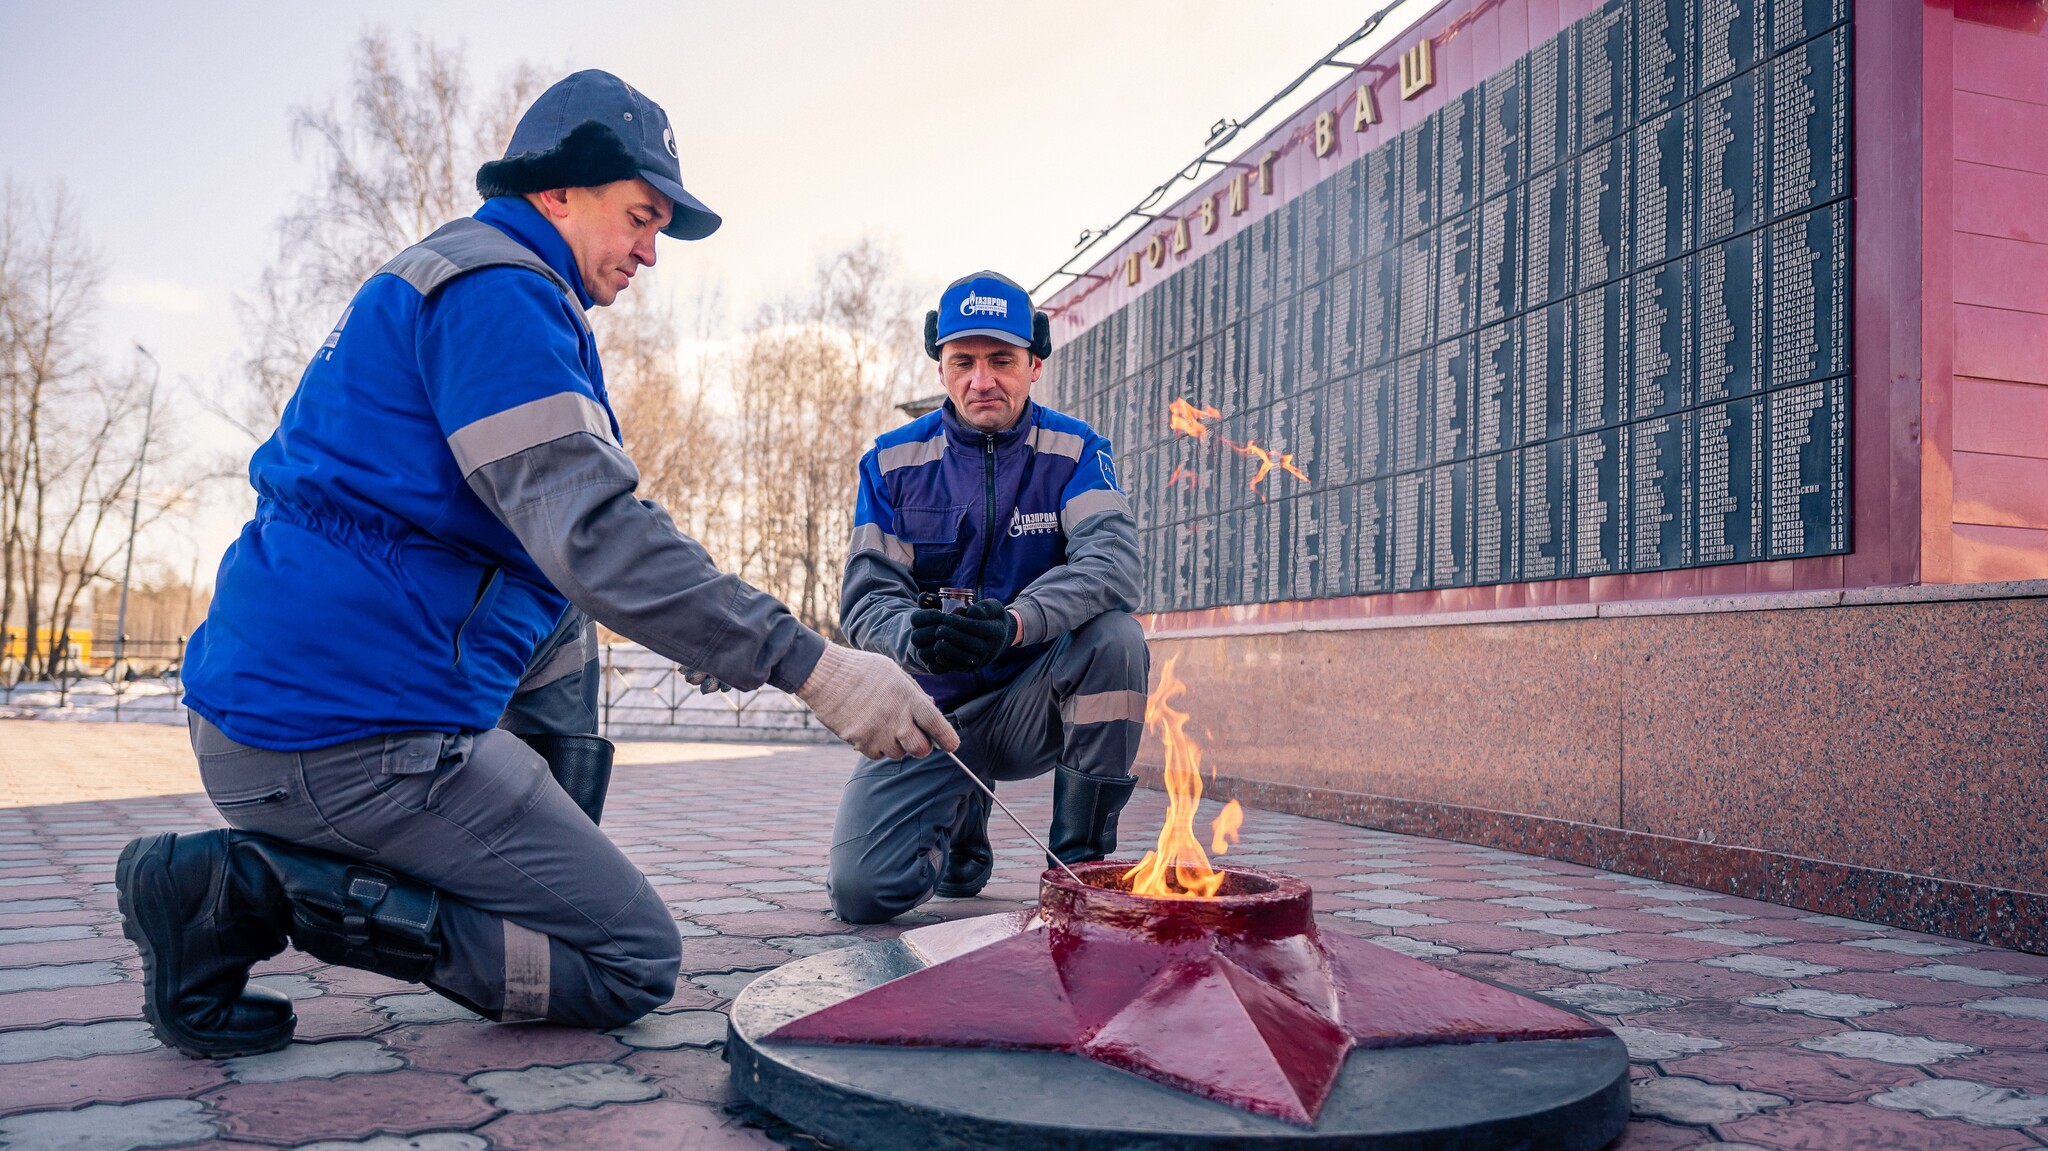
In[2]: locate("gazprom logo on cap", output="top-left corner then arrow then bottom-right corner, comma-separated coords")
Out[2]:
960,291 -> 1010,318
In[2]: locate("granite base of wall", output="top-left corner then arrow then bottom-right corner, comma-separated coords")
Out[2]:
1135,767 -> 2047,953
1136,588 -> 2048,954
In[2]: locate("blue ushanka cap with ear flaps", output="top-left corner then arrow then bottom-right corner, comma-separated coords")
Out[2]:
935,271 -> 1035,348
478,69 -> 721,241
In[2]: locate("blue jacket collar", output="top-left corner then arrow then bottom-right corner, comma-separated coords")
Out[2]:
941,398 -> 1039,447
473,197 -> 593,310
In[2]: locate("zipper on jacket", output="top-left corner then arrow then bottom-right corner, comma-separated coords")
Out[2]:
971,432 -> 1001,698
974,433 -> 997,599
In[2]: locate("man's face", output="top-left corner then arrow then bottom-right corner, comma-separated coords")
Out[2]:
940,336 -> 1040,432
530,178 -> 672,306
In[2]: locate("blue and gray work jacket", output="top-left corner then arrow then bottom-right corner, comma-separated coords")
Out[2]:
184,196 -> 825,751
842,401 -> 1140,712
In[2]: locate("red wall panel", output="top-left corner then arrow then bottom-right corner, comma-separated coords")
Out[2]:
1954,16 -> 2048,103
1954,378 -> 2048,456
1953,451 -> 2048,528
1953,91 -> 2048,174
1955,304 -> 2048,385
1951,233 -> 2048,313
1952,523 -> 2048,580
1953,161 -> 2048,243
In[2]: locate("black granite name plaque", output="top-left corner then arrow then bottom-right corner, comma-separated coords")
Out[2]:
1047,0 -> 1853,613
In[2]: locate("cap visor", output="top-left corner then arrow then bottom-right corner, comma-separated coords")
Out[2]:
939,327 -> 1031,348
642,170 -> 722,240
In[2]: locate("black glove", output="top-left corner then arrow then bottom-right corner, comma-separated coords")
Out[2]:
909,596 -> 1014,674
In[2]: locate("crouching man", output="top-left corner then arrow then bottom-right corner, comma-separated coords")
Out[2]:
116,70 -> 954,1059
827,271 -> 1147,923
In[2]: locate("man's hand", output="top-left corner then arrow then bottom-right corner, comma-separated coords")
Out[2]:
796,644 -> 959,761
909,597 -> 1014,674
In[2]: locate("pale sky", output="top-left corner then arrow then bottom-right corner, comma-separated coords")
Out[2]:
0,0 -> 1433,575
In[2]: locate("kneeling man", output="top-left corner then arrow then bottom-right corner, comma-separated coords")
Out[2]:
115,71 -> 952,1059
829,271 -> 1148,923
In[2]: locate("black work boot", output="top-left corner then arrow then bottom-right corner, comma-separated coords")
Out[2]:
228,834 -> 441,984
1047,763 -> 1138,866
116,831 -> 295,1059
118,830 -> 443,1059
936,787 -> 994,898
518,733 -> 615,824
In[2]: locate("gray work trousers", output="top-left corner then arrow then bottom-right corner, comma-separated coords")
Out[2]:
191,608 -> 677,1027
826,610 -> 1148,924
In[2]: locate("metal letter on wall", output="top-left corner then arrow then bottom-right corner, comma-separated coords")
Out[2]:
1400,39 -> 1436,99
1354,85 -> 1381,131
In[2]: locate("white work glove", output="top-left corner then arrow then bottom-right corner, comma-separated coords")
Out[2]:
796,643 -> 959,761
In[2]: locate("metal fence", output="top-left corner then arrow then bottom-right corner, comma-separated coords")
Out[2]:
0,639 -> 831,744
597,643 -> 831,743
0,638 -> 190,724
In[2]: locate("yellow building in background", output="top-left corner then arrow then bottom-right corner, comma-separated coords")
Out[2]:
2,627 -> 92,663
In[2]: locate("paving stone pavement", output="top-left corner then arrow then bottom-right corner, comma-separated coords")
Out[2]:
1,720 -> 2046,1149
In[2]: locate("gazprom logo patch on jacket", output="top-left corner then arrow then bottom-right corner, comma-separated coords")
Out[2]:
960,291 -> 1010,318
1009,508 -> 1059,538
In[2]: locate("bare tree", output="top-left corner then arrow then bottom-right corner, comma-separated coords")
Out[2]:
724,241 -> 921,636
215,32 -> 542,444
598,279 -> 730,549
0,182 -> 187,678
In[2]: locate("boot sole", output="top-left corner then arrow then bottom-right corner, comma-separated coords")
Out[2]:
116,834 -> 295,1060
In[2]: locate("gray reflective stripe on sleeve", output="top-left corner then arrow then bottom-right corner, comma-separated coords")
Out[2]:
1060,487 -> 1134,532
877,434 -> 947,474
501,920 -> 552,1021
1063,689 -> 1148,726
516,631 -> 592,693
848,522 -> 913,567
1031,428 -> 1086,460
447,393 -> 617,475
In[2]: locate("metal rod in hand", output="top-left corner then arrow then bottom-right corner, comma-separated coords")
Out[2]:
940,748 -> 1086,886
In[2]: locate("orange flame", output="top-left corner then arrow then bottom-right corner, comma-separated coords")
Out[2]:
1168,398 -> 1221,439
1124,656 -> 1239,898
1210,799 -> 1244,855
1166,463 -> 1200,489
1223,439 -> 1312,500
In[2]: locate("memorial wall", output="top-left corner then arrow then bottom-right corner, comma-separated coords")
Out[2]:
1030,0 -> 2048,950
1043,0 -> 1853,612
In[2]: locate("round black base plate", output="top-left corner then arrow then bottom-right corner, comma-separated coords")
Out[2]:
727,939 -> 1630,1151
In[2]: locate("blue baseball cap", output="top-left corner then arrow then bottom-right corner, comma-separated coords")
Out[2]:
935,271 -> 1034,349
479,70 -> 721,241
